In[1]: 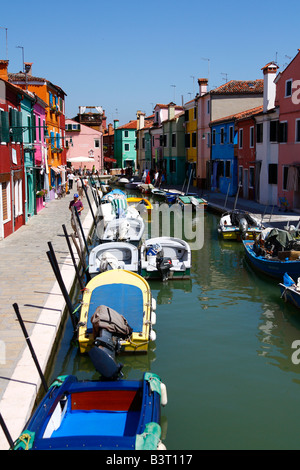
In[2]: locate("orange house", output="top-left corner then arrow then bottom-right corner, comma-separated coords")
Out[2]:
8,63 -> 67,189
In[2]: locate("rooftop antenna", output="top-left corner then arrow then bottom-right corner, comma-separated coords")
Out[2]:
202,58 -> 210,90
171,84 -> 176,102
0,27 -> 8,59
16,45 -> 24,72
221,72 -> 228,83
190,75 -> 195,95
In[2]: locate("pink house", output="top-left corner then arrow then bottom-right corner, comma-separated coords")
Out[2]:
65,119 -> 103,172
276,49 -> 300,210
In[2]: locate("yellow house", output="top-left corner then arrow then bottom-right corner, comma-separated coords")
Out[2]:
184,98 -> 197,185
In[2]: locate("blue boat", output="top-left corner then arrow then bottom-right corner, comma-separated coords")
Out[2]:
279,273 -> 300,308
243,240 -> 300,279
13,373 -> 167,450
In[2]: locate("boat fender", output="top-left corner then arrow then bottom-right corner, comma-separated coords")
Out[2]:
151,297 -> 156,311
151,311 -> 156,325
150,329 -> 156,341
160,382 -> 168,406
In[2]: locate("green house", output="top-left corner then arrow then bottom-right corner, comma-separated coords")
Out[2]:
114,119 -> 137,170
20,93 -> 36,220
162,109 -> 186,186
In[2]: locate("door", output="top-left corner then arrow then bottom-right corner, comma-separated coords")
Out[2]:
243,169 -> 248,199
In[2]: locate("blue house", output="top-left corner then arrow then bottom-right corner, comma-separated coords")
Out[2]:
210,116 -> 238,196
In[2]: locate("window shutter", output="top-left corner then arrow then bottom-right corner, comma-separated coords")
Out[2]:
17,111 -> 23,143
50,131 -> 55,148
2,182 -> 8,220
1,111 -> 10,143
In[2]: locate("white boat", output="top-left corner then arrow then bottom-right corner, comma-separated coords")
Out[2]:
89,242 -> 139,277
100,216 -> 145,244
218,209 -> 264,241
125,176 -> 143,190
140,237 -> 191,281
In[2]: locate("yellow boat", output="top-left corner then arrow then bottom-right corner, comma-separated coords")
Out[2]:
127,197 -> 153,211
78,269 -> 155,354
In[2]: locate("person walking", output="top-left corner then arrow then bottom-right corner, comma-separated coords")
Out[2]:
76,177 -> 84,198
68,171 -> 74,190
69,193 -> 84,236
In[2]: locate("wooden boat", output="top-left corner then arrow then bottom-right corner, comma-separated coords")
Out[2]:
279,273 -> 300,308
13,373 -> 167,450
89,242 -> 139,277
125,176 -> 143,190
140,237 -> 191,281
243,239 -> 300,279
151,188 -> 166,198
138,183 -> 154,194
100,216 -> 145,244
218,209 -> 264,240
78,269 -> 156,354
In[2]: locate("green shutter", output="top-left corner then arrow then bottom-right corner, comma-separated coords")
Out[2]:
1,111 -> 10,143
17,111 -> 23,143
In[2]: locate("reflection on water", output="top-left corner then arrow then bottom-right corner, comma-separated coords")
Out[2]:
49,196 -> 300,450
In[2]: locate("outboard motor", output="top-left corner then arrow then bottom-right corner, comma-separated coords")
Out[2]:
88,329 -> 123,380
156,255 -> 173,281
239,217 -> 248,239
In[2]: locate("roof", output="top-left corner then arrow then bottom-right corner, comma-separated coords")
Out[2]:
154,103 -> 183,110
117,120 -> 138,130
210,79 -> 263,95
8,72 -> 67,96
210,105 -> 263,125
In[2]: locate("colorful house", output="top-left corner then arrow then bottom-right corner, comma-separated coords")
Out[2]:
183,98 -> 197,185
275,50 -> 300,210
103,122 -> 116,170
114,119 -> 137,170
162,104 -> 185,185
0,66 -> 25,239
66,119 -> 103,172
136,111 -> 154,173
8,63 -> 67,193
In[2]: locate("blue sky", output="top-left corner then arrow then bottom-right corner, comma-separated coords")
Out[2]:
1,0 -> 300,125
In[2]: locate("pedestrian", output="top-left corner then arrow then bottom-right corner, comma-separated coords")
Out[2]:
76,177 -> 84,198
69,193 -> 84,236
68,171 -> 74,190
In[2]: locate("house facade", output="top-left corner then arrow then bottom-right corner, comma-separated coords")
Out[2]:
114,119 -> 137,170
0,70 -> 25,239
184,98 -> 197,185
136,111 -> 154,173
162,105 -> 185,186
275,49 -> 300,210
66,119 -> 103,172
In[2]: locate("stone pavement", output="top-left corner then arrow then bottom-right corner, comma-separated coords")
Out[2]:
0,189 -> 95,449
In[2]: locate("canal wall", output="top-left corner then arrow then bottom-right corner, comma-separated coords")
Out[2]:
0,191 -> 96,450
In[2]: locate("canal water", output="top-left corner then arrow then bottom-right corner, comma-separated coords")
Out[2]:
49,199 -> 300,450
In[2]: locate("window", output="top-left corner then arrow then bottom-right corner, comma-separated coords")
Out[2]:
185,133 -> 190,148
212,129 -> 216,145
249,167 -> 254,188
268,163 -> 278,184
170,159 -> 176,173
279,122 -> 288,143
256,123 -> 263,143
0,109 -> 9,143
1,181 -> 10,222
207,100 -> 210,115
250,126 -> 254,148
283,166 -> 289,190
38,116 -> 41,142
296,120 -> 300,142
94,139 -> 100,148
220,127 -> 225,144
225,161 -> 231,178
124,130 -> 129,138
239,166 -> 243,185
172,133 -> 176,147
124,143 -> 130,151
194,107 -> 197,120
185,110 -> 189,122
239,129 -> 243,148
285,79 -> 292,97
270,120 -> 279,142
163,135 -> 167,147
192,132 -> 196,147
14,179 -> 22,217
229,126 -> 233,144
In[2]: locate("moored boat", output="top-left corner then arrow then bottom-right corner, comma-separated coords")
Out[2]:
178,195 -> 208,210
140,237 -> 191,281
78,269 -> 156,354
279,273 -> 300,308
127,197 -> 153,211
218,209 -> 264,240
89,242 -> 139,276
100,216 -> 145,245
13,373 -> 167,450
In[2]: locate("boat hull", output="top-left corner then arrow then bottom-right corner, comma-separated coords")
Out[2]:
141,267 -> 191,280
243,240 -> 300,279
78,270 -> 153,354
14,374 -> 164,450
220,228 -> 261,241
279,283 -> 300,308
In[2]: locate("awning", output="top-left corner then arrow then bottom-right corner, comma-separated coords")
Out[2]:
50,166 -> 61,175
104,157 -> 116,163
67,156 -> 95,163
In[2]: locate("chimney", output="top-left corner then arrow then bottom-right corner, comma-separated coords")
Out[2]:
137,110 -> 145,129
114,119 -> 119,130
24,62 -> 33,76
262,62 -> 278,112
168,102 -> 175,120
198,78 -> 208,96
0,60 -> 9,81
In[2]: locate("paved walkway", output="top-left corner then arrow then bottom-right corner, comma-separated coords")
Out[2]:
0,182 -> 297,449
0,189 -> 95,449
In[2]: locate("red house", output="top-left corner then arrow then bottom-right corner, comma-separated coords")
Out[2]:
0,63 -> 26,239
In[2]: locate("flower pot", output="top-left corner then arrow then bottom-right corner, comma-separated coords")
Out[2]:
36,196 -> 44,213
